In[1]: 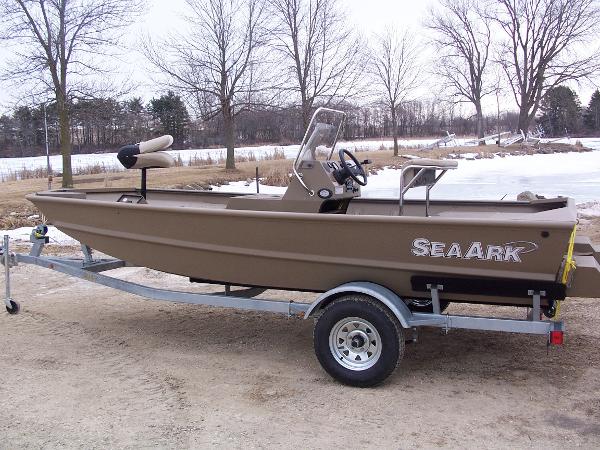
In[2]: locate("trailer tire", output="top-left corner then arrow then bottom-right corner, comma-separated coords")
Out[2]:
313,295 -> 404,387
5,300 -> 20,315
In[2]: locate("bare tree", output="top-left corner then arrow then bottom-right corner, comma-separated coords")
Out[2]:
269,0 -> 364,129
145,0 -> 267,170
0,0 -> 142,187
495,0 -> 600,133
429,0 -> 493,140
369,28 -> 421,156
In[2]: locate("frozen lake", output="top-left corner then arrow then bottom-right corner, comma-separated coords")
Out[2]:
364,150 -> 600,203
213,145 -> 600,205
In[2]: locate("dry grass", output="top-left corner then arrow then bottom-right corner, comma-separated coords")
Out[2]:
261,167 -> 291,186
0,204 -> 40,229
1,167 -> 50,182
1,163 -> 121,182
1,147 -> 288,183
74,163 -> 122,176
262,147 -> 286,160
185,148 -> 287,167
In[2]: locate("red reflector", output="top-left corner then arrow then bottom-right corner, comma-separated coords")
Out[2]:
550,330 -> 564,345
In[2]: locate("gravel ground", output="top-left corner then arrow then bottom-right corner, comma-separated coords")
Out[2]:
1,252 -> 599,449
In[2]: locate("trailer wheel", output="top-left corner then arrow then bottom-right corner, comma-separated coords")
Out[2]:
5,300 -> 20,315
313,295 -> 404,387
407,298 -> 450,313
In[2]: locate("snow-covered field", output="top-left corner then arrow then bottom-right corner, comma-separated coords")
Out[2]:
0,138 -> 444,178
1,135 -> 598,179
0,135 -> 526,179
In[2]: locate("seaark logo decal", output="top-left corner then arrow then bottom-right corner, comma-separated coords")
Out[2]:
411,238 -> 539,263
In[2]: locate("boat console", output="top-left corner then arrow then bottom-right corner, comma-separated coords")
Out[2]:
227,150 -> 369,213
227,108 -> 370,213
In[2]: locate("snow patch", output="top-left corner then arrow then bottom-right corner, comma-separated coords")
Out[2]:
0,226 -> 77,245
577,201 -> 600,218
458,152 -> 479,160
210,180 -> 286,194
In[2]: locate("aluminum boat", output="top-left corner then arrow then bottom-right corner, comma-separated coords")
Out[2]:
27,108 -> 600,313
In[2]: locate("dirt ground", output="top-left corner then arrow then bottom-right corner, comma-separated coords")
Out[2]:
1,238 -> 599,448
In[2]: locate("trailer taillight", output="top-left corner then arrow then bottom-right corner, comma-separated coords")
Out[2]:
550,330 -> 564,345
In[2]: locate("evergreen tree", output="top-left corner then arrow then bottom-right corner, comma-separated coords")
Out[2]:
125,97 -> 150,142
149,92 -> 190,146
584,89 -> 600,132
537,86 -> 581,137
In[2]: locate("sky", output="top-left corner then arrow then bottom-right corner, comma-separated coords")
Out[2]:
141,0 -> 432,36
0,0 -> 597,116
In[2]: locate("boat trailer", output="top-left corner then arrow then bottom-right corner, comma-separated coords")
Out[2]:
2,231 -> 565,387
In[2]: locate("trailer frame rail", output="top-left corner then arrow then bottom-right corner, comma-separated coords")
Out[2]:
2,232 -> 564,340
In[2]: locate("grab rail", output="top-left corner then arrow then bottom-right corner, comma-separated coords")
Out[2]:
398,159 -> 457,216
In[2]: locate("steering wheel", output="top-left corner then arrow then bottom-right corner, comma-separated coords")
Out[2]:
338,149 -> 368,186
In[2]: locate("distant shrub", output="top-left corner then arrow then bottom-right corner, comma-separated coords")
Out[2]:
261,167 -> 291,186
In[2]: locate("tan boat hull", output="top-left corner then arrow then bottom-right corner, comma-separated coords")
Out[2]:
27,189 -> 589,307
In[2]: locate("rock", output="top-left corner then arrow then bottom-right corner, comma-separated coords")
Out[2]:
518,191 -> 536,201
517,191 -> 546,201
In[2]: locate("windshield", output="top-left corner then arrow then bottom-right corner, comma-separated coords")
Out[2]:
294,108 -> 345,171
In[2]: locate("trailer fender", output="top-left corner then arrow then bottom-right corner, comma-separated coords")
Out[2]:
304,282 -> 412,329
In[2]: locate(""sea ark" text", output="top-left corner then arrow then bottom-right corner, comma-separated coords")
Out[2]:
411,238 -> 538,263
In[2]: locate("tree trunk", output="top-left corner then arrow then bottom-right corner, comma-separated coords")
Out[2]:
223,110 -> 235,170
475,102 -> 485,143
57,93 -> 73,187
391,105 -> 399,156
302,102 -> 312,132
517,93 -> 531,135
517,108 -> 530,135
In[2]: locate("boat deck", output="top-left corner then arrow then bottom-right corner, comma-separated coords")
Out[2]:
36,188 -> 577,222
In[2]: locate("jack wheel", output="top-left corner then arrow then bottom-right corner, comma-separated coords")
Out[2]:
6,300 -> 20,315
313,294 -> 404,387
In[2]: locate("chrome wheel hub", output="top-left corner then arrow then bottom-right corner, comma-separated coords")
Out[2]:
329,317 -> 382,371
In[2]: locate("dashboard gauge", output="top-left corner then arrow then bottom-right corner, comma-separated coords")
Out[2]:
318,188 -> 333,199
